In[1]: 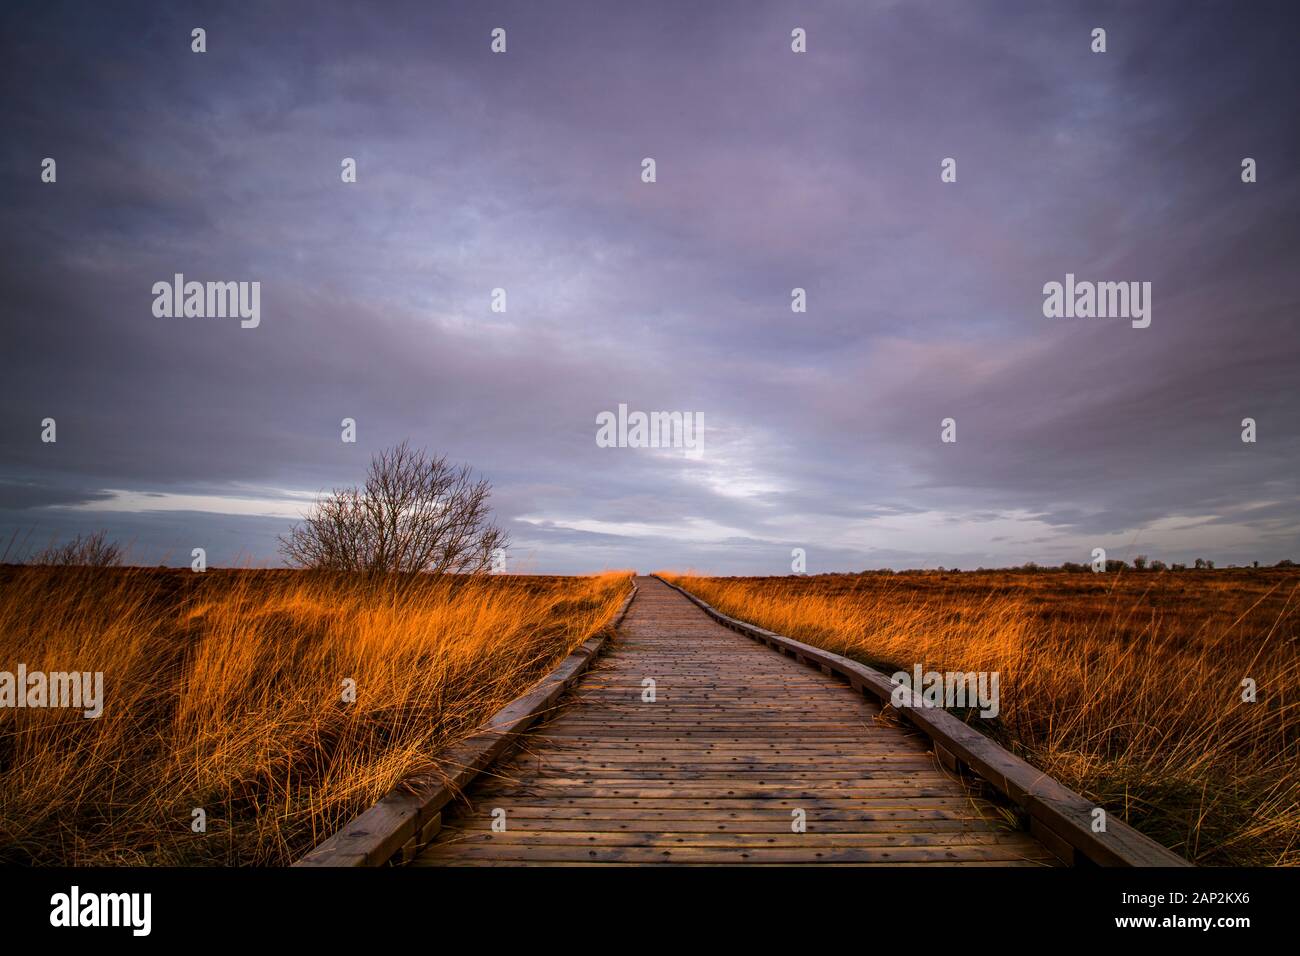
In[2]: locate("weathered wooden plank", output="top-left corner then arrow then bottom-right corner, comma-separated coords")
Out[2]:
414,843 -> 1056,865
428,829 -> 1038,848
454,806 -> 1006,821
443,797 -> 1001,811
452,818 -> 1011,833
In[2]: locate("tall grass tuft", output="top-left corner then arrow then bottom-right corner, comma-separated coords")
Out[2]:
0,566 -> 630,865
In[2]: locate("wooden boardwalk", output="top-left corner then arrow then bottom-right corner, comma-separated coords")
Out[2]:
414,576 -> 1057,866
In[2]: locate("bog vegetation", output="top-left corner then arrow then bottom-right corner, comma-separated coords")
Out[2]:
0,566 -> 629,865
662,569 -> 1300,866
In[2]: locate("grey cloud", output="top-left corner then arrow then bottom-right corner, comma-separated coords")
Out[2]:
1,1 -> 1297,572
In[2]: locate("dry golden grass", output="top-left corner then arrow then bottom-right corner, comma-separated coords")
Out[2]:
662,569 -> 1300,866
0,566 -> 630,865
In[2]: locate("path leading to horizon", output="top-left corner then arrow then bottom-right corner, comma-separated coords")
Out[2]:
414,576 -> 1057,865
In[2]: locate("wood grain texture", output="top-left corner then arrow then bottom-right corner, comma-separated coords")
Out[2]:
658,575 -> 1191,868
414,576 -> 1056,866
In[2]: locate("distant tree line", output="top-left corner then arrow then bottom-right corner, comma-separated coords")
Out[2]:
855,558 -> 1296,574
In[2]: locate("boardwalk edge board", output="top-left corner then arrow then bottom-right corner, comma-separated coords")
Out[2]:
293,578 -> 639,867
654,576 -> 1191,868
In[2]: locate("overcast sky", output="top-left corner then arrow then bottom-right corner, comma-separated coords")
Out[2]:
1,0 -> 1297,574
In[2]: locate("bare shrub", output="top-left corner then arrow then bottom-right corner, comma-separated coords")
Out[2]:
280,441 -> 508,575
32,531 -> 123,567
